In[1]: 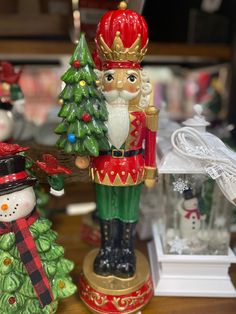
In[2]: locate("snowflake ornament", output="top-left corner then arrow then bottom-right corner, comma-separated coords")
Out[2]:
168,236 -> 189,254
172,178 -> 189,194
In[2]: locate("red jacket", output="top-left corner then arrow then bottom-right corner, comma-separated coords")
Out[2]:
91,105 -> 158,186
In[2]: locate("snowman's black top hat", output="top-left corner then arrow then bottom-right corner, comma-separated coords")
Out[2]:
183,188 -> 194,200
0,102 -> 13,111
0,154 -> 36,196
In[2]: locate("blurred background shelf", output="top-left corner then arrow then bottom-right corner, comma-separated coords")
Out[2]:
0,40 -> 231,61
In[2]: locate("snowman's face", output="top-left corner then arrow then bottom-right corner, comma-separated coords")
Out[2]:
0,187 -> 36,222
184,197 -> 198,209
0,109 -> 13,141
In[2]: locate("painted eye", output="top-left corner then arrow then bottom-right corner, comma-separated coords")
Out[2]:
105,74 -> 114,82
127,74 -> 137,83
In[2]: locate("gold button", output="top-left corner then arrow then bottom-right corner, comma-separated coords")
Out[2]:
58,98 -> 64,105
3,258 -> 12,266
136,121 -> 141,125
111,171 -> 114,175
79,80 -> 86,86
132,169 -> 136,173
59,280 -> 65,289
100,170 -> 104,174
121,171 -> 125,175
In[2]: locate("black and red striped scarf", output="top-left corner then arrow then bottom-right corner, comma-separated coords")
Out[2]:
0,209 -> 54,308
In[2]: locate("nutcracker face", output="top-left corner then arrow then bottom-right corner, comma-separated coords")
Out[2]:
0,109 -> 14,141
102,69 -> 141,105
0,186 -> 36,222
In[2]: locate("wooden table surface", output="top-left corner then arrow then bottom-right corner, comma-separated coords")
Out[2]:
48,182 -> 236,314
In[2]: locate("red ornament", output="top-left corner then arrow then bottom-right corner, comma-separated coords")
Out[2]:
8,296 -> 16,304
82,113 -> 92,122
72,60 -> 81,69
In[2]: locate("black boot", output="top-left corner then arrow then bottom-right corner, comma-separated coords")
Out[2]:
113,221 -> 137,278
93,219 -> 114,276
112,219 -> 122,269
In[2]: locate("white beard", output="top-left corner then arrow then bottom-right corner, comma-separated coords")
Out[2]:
106,99 -> 130,149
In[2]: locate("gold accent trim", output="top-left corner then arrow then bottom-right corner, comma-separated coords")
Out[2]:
82,249 -> 151,295
90,167 -> 95,181
128,104 -> 143,112
98,33 -> 148,63
145,106 -> 158,132
112,148 -> 125,158
81,289 -> 108,308
84,297 -> 152,314
93,171 -> 144,186
144,166 -> 157,180
125,113 -> 136,150
118,1 -> 128,10
112,281 -> 153,312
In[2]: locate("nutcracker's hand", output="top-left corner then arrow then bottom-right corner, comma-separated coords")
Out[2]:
75,156 -> 90,169
144,167 -> 157,188
144,179 -> 156,189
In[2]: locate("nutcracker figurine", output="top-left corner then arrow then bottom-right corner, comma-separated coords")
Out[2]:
0,62 -> 24,142
77,2 -> 158,313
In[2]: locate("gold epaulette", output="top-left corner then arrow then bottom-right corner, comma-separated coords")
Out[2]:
145,106 -> 158,132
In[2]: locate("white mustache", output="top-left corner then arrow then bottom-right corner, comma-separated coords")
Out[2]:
103,90 -> 140,102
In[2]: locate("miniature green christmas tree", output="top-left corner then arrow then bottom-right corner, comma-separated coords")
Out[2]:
55,33 -> 108,157
0,219 -> 76,314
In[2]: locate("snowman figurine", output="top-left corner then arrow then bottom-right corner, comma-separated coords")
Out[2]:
177,188 -> 206,240
0,142 -> 76,314
0,61 -> 24,142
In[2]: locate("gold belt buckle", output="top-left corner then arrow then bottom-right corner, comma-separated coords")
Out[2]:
112,149 -> 125,158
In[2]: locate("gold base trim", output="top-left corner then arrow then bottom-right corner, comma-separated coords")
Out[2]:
82,249 -> 151,296
83,297 -> 151,314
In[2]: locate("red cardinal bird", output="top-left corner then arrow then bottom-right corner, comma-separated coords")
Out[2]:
0,61 -> 22,84
0,142 -> 29,156
36,154 -> 72,175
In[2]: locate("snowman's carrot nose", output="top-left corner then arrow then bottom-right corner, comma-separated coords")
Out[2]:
1,204 -> 9,211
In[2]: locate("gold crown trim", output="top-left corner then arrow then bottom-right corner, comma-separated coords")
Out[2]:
97,31 -> 148,63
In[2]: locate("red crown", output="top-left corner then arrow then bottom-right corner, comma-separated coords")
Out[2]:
95,5 -> 148,69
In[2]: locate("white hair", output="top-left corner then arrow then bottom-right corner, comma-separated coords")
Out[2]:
95,68 -> 152,108
140,70 -> 152,108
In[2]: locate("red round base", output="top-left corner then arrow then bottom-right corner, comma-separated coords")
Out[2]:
78,250 -> 153,314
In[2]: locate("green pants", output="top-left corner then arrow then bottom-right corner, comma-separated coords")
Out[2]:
95,184 -> 142,222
